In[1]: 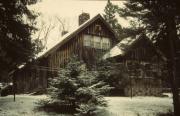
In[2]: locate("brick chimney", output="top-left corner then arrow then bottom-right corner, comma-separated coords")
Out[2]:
79,12 -> 90,26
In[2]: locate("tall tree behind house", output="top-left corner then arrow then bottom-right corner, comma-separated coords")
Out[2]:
103,0 -> 123,41
118,0 -> 180,115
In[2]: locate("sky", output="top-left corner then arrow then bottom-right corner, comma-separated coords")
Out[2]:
29,0 -> 129,53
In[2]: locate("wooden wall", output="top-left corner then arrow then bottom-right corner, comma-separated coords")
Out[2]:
47,19 -> 116,71
15,65 -> 48,93
119,39 -> 165,96
15,19 -> 116,93
124,78 -> 162,96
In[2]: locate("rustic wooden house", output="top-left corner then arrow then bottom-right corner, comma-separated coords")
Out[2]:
103,34 -> 167,96
14,13 -> 118,93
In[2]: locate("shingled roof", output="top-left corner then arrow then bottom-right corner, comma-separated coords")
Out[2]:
103,34 -> 167,61
103,35 -> 140,59
38,14 -> 118,59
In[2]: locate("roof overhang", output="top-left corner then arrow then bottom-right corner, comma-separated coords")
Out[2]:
38,14 -> 118,59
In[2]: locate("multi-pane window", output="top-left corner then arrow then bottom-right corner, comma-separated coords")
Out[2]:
84,35 -> 111,50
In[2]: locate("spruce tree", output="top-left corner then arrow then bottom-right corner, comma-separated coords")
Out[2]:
46,56 -> 111,115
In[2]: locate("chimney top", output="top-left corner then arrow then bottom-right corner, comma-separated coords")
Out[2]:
78,12 -> 90,26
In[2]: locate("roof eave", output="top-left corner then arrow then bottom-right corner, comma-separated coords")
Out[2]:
39,14 -> 118,59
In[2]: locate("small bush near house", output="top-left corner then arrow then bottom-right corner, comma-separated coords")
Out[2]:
157,112 -> 173,116
37,56 -> 112,116
154,109 -> 173,116
1,84 -> 13,96
96,60 -> 129,96
30,88 -> 47,95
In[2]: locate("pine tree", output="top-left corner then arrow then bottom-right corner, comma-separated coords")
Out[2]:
45,56 -> 111,115
118,0 -> 180,115
103,0 -> 123,41
0,0 -> 41,81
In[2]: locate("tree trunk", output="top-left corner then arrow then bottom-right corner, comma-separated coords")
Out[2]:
166,16 -> 180,116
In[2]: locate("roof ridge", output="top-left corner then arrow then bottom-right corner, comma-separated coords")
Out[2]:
38,13 -> 115,59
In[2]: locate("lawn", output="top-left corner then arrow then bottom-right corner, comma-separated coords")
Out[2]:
0,95 -> 173,116
104,97 -> 173,116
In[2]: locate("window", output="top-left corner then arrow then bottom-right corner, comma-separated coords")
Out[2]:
94,25 -> 102,35
94,36 -> 101,49
90,37 -> 94,47
102,37 -> 110,50
84,35 -> 91,46
84,35 -> 111,50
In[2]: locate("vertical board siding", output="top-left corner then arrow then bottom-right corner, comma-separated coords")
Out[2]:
15,19 -> 116,93
46,20 -> 115,70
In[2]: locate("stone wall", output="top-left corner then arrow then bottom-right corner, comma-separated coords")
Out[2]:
124,77 -> 162,96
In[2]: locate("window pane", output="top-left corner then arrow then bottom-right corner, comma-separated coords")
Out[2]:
90,37 -> 94,47
84,35 -> 91,46
102,37 -> 110,49
94,36 -> 101,49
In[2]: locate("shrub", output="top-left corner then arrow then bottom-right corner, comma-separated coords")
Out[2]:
96,60 -> 129,96
1,84 -> 13,96
157,110 -> 173,116
39,56 -> 112,115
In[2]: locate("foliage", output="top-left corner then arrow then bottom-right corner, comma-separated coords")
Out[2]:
103,0 -> 144,41
103,0 -> 123,41
0,0 -> 41,81
96,60 -> 128,96
40,56 -> 111,115
0,84 -> 13,96
117,0 -> 180,58
117,0 -> 180,115
157,110 -> 173,116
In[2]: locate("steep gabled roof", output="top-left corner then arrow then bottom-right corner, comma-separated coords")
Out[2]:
103,35 -> 167,61
39,14 -> 118,59
103,35 -> 140,59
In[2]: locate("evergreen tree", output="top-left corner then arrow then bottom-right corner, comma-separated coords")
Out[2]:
103,0 -> 123,41
118,0 -> 180,115
44,56 -> 111,115
0,0 -> 41,81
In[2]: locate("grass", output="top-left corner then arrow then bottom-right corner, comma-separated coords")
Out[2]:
0,95 -> 173,116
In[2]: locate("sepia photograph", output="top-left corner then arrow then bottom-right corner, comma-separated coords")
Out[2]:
0,0 -> 179,116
